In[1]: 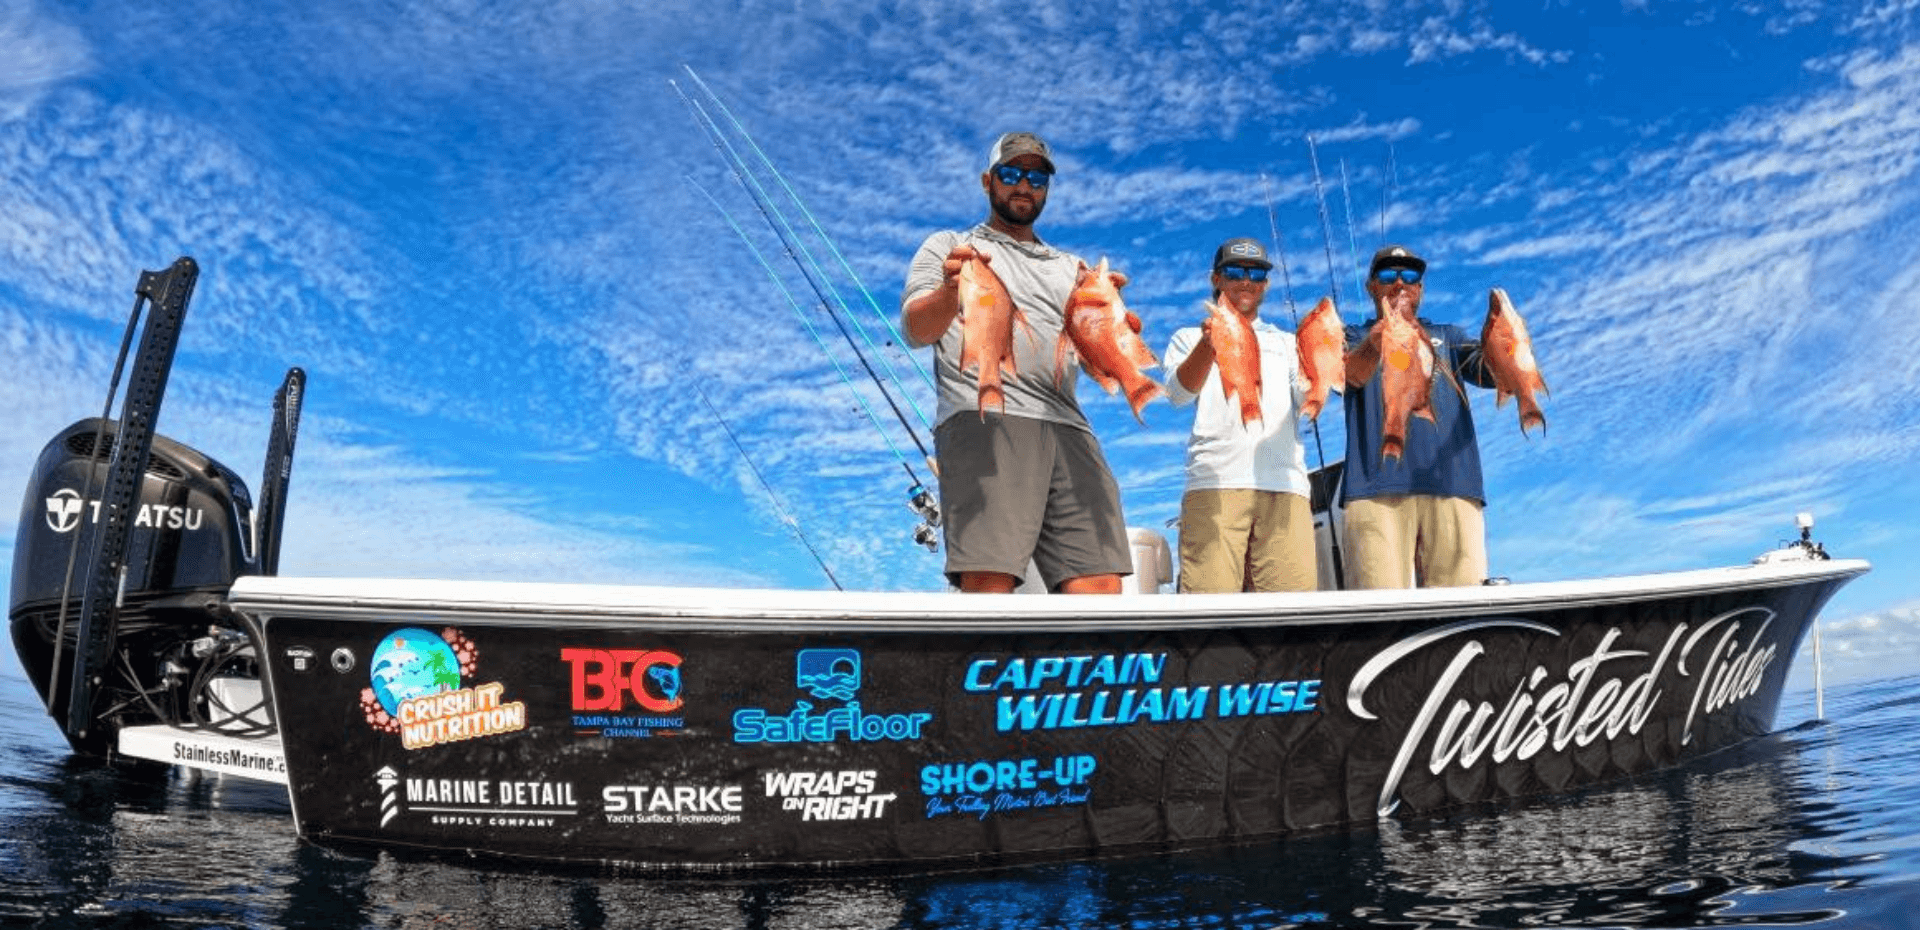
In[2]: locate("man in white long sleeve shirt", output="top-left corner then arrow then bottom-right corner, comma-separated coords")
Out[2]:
1162,238 -> 1317,593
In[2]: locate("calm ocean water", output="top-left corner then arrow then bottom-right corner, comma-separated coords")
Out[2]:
3,664 -> 1916,930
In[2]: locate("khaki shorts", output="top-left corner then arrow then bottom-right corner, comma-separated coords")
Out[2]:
1177,489 -> 1317,593
1343,495 -> 1487,589
935,414 -> 1133,590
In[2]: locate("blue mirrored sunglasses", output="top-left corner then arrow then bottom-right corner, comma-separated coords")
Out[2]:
1219,265 -> 1269,282
992,164 -> 1052,189
1373,266 -> 1423,285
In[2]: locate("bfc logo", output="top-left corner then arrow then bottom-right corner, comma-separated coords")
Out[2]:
562,648 -> 684,713
732,647 -> 933,744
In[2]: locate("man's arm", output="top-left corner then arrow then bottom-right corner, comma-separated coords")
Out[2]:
1161,326 -> 1203,405
899,235 -> 969,348
1344,322 -> 1380,387
1171,323 -> 1214,395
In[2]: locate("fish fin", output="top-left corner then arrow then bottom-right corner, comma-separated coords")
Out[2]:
1014,306 -> 1041,355
1053,332 -> 1077,390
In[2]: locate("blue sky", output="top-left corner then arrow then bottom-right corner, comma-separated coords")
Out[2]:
2,1 -> 1917,686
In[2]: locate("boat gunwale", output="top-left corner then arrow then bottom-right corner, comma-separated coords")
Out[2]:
228,558 -> 1871,633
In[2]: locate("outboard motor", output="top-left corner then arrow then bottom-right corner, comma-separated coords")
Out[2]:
8,257 -> 303,758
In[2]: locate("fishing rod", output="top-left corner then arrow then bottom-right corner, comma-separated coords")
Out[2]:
1261,172 -> 1332,474
692,380 -> 844,590
1292,154 -> 1356,592
1306,136 -> 1344,306
688,176 -> 941,551
1338,158 -> 1366,301
1259,171 -> 1328,478
672,80 -> 938,479
1379,143 -> 1398,243
674,73 -> 934,422
681,66 -> 937,397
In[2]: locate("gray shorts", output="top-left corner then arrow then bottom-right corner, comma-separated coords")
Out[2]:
934,413 -> 1133,590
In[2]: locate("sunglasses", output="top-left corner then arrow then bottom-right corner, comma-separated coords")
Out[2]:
1373,267 -> 1423,285
1218,265 -> 1269,282
992,164 -> 1053,190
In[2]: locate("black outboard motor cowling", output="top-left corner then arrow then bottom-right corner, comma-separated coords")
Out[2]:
9,418 -> 258,756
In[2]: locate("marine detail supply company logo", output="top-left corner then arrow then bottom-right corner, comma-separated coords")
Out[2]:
373,765 -> 580,831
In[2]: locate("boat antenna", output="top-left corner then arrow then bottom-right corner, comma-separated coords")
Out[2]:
692,380 -> 844,590
688,176 -> 941,551
679,68 -> 937,398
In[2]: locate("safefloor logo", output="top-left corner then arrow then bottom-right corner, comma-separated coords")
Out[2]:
732,648 -> 933,743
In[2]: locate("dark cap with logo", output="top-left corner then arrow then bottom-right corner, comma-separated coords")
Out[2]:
1212,237 -> 1273,271
987,132 -> 1055,173
1368,244 -> 1426,276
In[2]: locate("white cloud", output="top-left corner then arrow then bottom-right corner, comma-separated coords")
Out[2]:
0,1 -> 89,121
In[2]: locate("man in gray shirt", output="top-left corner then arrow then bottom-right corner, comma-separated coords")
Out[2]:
899,132 -> 1133,594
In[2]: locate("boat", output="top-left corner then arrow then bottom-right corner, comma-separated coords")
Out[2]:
8,258 -> 1869,870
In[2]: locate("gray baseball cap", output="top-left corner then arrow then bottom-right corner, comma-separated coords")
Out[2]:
987,132 -> 1055,172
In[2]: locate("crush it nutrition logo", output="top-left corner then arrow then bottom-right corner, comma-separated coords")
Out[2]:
360,627 -> 526,750
372,765 -> 579,830
732,648 -> 933,743
920,755 -> 1096,821
562,647 -> 685,738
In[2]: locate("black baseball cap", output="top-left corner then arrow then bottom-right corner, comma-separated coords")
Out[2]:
1368,244 -> 1426,276
1212,237 -> 1273,270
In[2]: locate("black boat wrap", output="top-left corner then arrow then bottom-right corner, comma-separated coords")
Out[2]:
233,559 -> 1862,870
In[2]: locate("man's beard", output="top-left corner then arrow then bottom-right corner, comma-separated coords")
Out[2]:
991,191 -> 1044,226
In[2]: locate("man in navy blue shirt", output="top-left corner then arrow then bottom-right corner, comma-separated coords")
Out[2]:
1339,245 -> 1498,588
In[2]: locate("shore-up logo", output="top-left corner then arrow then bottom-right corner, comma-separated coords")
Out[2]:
732,648 -> 933,743
360,627 -> 526,750
562,648 -> 686,738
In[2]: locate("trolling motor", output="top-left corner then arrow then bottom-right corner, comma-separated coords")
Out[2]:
909,482 -> 941,552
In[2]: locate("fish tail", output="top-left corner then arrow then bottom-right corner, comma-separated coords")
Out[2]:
1125,378 -> 1162,424
977,384 -> 1004,421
